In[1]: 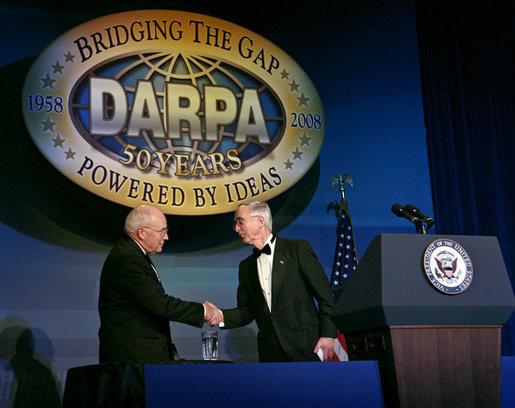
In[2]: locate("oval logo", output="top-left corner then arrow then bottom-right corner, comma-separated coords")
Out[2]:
423,239 -> 473,294
22,10 -> 325,215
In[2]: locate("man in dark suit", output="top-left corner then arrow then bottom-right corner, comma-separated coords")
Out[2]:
206,201 -> 336,362
98,205 -> 218,363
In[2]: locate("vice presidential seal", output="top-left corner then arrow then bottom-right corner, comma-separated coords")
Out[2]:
423,239 -> 473,294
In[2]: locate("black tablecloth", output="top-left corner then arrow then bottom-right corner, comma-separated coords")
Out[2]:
63,360 -> 232,408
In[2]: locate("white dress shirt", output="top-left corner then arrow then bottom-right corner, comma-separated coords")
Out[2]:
256,234 -> 276,311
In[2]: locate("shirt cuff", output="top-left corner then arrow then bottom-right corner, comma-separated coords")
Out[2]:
218,310 -> 225,327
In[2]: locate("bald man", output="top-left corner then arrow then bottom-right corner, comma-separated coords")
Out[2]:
98,205 -> 218,363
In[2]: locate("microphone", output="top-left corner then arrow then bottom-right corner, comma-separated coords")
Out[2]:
391,204 -> 422,224
404,204 -> 435,227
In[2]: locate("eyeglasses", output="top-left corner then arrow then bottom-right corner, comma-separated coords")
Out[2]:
232,215 -> 258,230
142,227 -> 169,236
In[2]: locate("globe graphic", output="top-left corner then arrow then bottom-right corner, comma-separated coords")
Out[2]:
69,51 -> 285,173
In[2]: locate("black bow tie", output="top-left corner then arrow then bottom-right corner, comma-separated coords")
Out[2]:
253,244 -> 271,257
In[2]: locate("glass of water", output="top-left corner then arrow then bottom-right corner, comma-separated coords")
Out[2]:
201,331 -> 218,360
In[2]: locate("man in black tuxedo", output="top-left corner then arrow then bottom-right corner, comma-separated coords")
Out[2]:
206,201 -> 336,362
98,205 -> 218,363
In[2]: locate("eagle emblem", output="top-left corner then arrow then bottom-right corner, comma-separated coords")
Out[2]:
423,240 -> 473,295
435,251 -> 459,279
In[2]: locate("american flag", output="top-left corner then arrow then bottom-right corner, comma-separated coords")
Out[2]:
330,201 -> 358,288
330,199 -> 358,361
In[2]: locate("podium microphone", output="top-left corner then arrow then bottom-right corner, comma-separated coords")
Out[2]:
391,204 -> 422,224
404,204 -> 435,229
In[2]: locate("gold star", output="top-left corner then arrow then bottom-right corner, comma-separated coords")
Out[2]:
280,69 -> 289,80
51,134 -> 65,148
299,132 -> 311,146
41,116 -> 56,132
289,79 -> 300,92
292,147 -> 303,160
41,73 -> 56,89
64,51 -> 75,63
65,148 -> 76,160
296,93 -> 310,107
284,159 -> 293,169
51,61 -> 65,74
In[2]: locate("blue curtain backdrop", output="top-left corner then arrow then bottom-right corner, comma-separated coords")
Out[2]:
415,0 -> 514,354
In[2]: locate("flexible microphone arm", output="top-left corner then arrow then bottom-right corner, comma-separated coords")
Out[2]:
404,203 -> 435,232
391,203 -> 435,234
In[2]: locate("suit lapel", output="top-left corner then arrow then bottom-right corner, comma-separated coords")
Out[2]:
271,237 -> 287,312
126,237 -> 162,283
246,256 -> 271,315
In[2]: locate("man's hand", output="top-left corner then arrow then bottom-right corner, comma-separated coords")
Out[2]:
313,337 -> 335,361
203,301 -> 223,326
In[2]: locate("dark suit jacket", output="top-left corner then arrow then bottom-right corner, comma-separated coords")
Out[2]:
222,236 -> 337,362
98,236 -> 204,363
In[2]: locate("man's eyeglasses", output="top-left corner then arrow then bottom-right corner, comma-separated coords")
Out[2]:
142,227 -> 169,236
232,215 -> 258,230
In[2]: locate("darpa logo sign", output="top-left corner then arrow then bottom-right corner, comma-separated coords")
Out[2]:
22,10 -> 325,215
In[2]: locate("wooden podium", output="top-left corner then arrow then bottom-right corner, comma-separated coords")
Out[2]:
332,234 -> 515,408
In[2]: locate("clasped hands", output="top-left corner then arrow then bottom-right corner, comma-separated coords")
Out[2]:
203,301 -> 224,326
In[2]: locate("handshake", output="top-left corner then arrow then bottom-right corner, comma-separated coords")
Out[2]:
203,301 -> 224,326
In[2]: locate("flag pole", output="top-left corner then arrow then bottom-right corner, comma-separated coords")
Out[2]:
329,173 -> 358,291
329,173 -> 358,362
